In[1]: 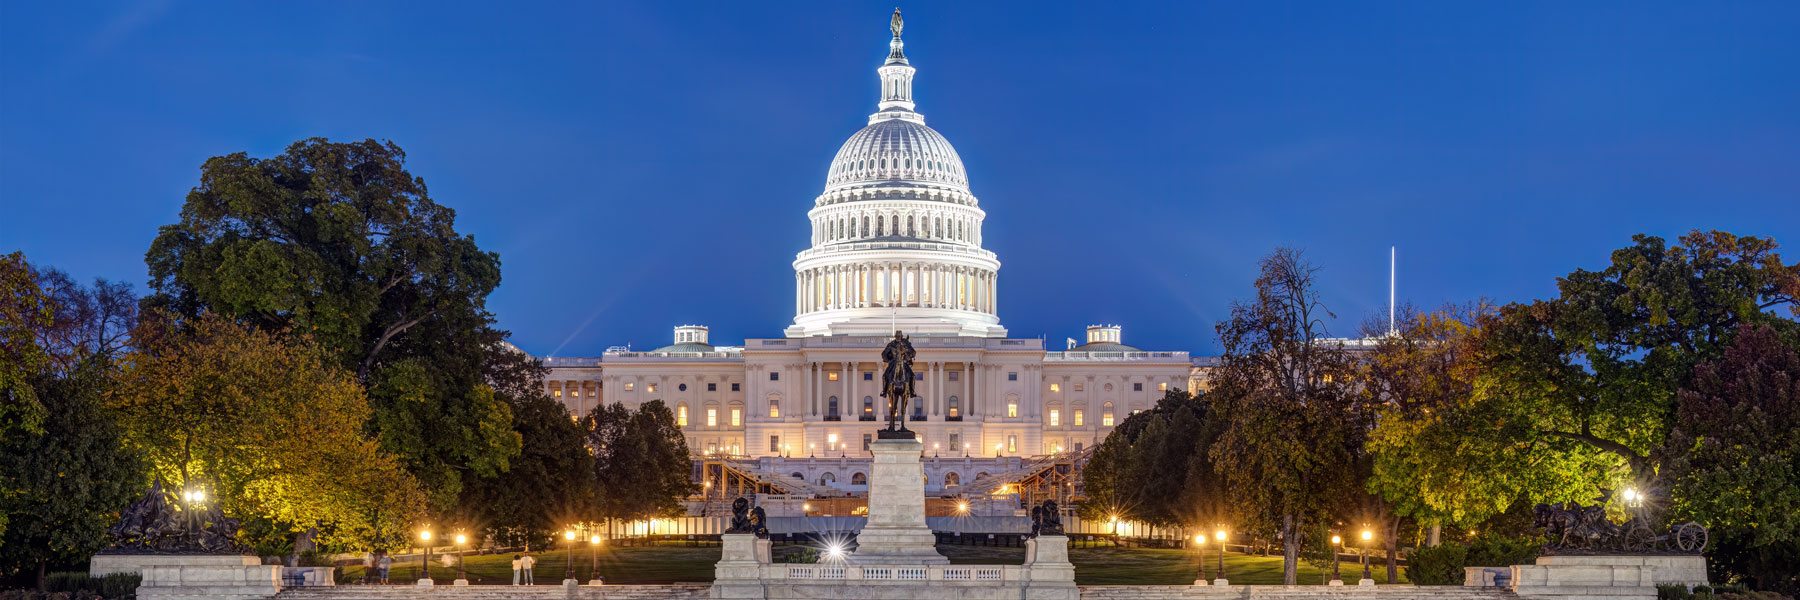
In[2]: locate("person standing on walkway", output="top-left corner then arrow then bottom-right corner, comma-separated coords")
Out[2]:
521,552 -> 537,585
376,552 -> 392,584
511,555 -> 522,585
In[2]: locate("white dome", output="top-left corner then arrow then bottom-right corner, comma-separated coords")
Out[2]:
825,118 -> 969,192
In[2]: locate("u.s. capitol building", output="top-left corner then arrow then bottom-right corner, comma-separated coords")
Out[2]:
537,18 -> 1208,494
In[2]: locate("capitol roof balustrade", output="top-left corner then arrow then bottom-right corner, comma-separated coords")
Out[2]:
1043,350 -> 1190,363
795,240 -> 997,261
540,356 -> 602,367
747,336 -> 1042,350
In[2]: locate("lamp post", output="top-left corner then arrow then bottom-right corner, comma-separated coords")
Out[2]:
1214,528 -> 1228,586
1360,529 -> 1374,585
588,535 -> 603,585
453,533 -> 468,585
563,530 -> 578,585
1327,535 -> 1343,585
418,529 -> 433,586
1193,534 -> 1208,585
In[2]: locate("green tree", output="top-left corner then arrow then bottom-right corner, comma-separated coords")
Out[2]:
1665,324 -> 1800,593
142,137 -> 527,508
1078,390 -> 1227,531
1209,247 -> 1365,584
459,393 -> 597,545
586,400 -> 696,527
114,312 -> 424,551
0,252 -> 51,440
1480,231 -> 1798,494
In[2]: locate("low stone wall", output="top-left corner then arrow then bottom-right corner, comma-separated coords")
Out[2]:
712,533 -> 1077,600
1533,555 -> 1708,587
90,554 -> 281,600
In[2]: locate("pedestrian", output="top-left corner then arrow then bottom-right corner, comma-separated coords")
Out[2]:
511,554 -> 522,586
521,552 -> 536,585
376,552 -> 392,584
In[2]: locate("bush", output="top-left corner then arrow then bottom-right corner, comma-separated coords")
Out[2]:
1405,544 -> 1467,586
37,572 -> 138,599
1661,584 -> 1695,600
1466,532 -> 1539,567
776,548 -> 820,564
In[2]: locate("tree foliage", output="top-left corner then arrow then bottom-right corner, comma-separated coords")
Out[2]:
113,312 -> 424,549
142,137 -> 529,508
0,252 -> 52,440
585,400 -> 696,523
459,393 -> 597,545
1208,247 -> 1365,585
1079,390 -> 1226,529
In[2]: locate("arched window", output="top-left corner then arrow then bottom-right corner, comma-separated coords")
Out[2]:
820,472 -> 836,486
1007,435 -> 1017,453
827,396 -> 840,418
1103,401 -> 1115,427
944,472 -> 960,487
791,472 -> 804,480
976,472 -> 990,480
676,403 -> 688,427
947,396 -> 960,419
863,396 -> 875,418
912,401 -> 925,420
852,472 -> 867,486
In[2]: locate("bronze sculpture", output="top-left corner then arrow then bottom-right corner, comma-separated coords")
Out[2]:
879,330 -> 917,438
890,8 -> 903,39
725,496 -> 768,538
1029,500 -> 1063,538
102,479 -> 245,554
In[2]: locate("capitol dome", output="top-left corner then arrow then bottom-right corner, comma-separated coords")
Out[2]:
825,118 -> 969,192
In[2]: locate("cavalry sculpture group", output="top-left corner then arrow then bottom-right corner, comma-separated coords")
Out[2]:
1532,491 -> 1708,554
102,479 -> 245,555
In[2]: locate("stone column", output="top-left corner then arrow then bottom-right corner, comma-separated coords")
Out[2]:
933,361 -> 943,415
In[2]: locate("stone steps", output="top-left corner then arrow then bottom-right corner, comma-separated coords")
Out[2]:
271,583 -> 709,600
1078,585 -> 1518,599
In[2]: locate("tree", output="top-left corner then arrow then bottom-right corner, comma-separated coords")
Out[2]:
0,263 -> 145,589
586,400 -> 696,527
1208,248 -> 1365,584
0,252 -> 51,440
1078,390 -> 1228,530
459,393 -> 597,546
113,312 -> 424,550
143,138 -> 526,508
1665,324 -> 1800,593
1482,231 -> 1798,493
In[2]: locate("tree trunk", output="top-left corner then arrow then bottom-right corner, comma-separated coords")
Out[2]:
1281,513 -> 1299,585
36,559 -> 47,592
1428,524 -> 1441,547
1384,516 -> 1401,583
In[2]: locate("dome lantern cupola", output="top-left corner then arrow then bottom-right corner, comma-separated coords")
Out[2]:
877,8 -> 918,115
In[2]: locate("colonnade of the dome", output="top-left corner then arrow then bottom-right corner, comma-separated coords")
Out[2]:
796,262 -> 996,316
811,205 -> 982,246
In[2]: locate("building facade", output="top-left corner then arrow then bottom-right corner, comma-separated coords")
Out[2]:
538,19 -> 1204,492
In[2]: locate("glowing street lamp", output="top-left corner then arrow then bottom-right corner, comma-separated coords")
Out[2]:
1360,529 -> 1374,583
418,529 -> 433,585
588,535 -> 603,585
453,533 -> 468,585
1330,534 -> 1343,583
1215,529 -> 1228,584
563,530 -> 577,583
1194,534 -> 1208,583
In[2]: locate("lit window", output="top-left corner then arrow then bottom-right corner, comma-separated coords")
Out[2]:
731,409 -> 741,427
625,382 -> 635,392
1103,403 -> 1114,427
677,405 -> 688,427
588,389 -> 597,397
948,396 -> 960,418
769,400 -> 781,418
554,389 -> 562,398
1050,383 -> 1060,393
828,372 -> 839,381
1049,410 -> 1060,427
1074,410 -> 1084,427
1132,409 -> 1142,415
1007,435 -> 1017,453
648,383 -> 658,393
828,433 -> 839,446
706,409 -> 717,427
1158,382 -> 1168,391
949,433 -> 960,448
1008,402 -> 1018,418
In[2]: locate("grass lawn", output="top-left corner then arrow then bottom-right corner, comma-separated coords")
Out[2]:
339,542 -> 1407,587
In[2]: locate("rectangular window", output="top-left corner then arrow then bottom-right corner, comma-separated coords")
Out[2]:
554,389 -> 562,398
1008,372 -> 1018,381
707,441 -> 717,454
706,409 -> 718,427
1007,435 -> 1017,453
862,434 -> 872,451
1008,402 -> 1018,418
769,401 -> 780,418
677,405 -> 687,427
1074,442 -> 1083,452
863,372 -> 872,381
730,409 -> 741,427
708,383 -> 717,392
1132,409 -> 1142,415
648,383 -> 658,393
771,435 -> 780,452
732,383 -> 741,391
1134,382 -> 1143,392
827,433 -> 838,446
948,372 -> 959,381
949,433 -> 960,449
589,389 -> 597,397
625,382 -> 635,392
828,372 -> 839,381
769,372 -> 779,381
1073,382 -> 1084,392
1103,413 -> 1114,426
1074,410 -> 1085,427
1049,383 -> 1060,393
1158,382 -> 1168,391
1049,410 -> 1060,427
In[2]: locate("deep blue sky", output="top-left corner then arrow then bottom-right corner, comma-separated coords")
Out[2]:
4,2 -> 1797,356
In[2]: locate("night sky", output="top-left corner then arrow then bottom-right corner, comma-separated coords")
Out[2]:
4,2 -> 1797,356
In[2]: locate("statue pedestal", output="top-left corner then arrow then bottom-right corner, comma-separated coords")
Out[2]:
89,554 -> 279,600
852,437 -> 948,565
713,534 -> 767,599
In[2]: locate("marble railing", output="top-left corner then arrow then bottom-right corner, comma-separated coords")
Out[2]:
771,564 -> 1014,582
